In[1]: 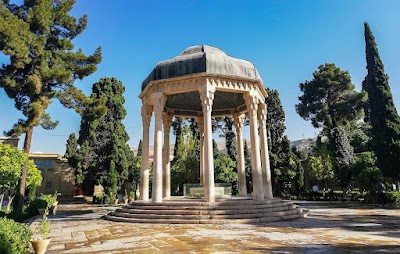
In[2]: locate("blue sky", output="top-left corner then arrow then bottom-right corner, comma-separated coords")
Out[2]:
1,0 -> 400,154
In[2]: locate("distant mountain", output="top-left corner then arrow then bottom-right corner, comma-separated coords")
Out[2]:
290,138 -> 317,154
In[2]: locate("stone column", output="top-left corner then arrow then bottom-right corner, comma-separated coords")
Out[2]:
163,113 -> 173,199
140,105 -> 152,201
152,92 -> 166,203
258,103 -> 273,199
198,84 -> 216,203
197,117 -> 205,186
233,113 -> 247,196
244,92 -> 264,201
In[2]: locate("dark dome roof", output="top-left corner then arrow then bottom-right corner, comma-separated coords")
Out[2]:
141,45 -> 262,91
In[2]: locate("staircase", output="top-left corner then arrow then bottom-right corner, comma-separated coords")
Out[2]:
104,197 -> 307,224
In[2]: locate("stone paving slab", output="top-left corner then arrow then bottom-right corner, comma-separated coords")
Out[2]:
30,202 -> 400,253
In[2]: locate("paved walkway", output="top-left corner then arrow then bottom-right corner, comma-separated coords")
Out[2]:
30,202 -> 400,253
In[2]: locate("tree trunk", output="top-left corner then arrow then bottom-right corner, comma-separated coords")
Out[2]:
0,191 -> 4,210
16,127 -> 33,213
7,194 -> 15,211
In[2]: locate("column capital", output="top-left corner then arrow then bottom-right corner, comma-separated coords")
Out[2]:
152,92 -> 167,114
244,92 -> 259,111
258,103 -> 268,122
196,117 -> 205,137
162,113 -> 173,130
233,113 -> 245,130
141,105 -> 153,128
198,85 -> 216,113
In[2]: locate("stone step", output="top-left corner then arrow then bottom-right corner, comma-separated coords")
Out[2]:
117,204 -> 293,216
105,210 -> 301,224
124,201 -> 295,211
104,198 -> 306,224
131,198 -> 283,207
112,207 -> 300,220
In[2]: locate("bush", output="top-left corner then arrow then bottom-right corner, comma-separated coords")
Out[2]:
26,192 -> 60,217
0,217 -> 32,254
39,193 -> 60,208
386,191 -> 400,203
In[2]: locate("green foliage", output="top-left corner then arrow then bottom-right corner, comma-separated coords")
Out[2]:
128,155 -> 141,190
75,77 -> 134,194
265,88 -> 286,154
0,143 -> 41,189
103,161 -> 118,197
172,117 -> 184,158
296,160 -> 304,190
244,140 -> 252,194
0,0 -> 101,135
137,140 -> 143,156
343,121 -> 371,153
213,142 -> 237,184
0,0 -> 101,213
171,125 -> 200,194
0,217 -> 32,254
296,63 -> 367,129
329,126 -> 354,189
308,142 -> 334,186
29,192 -> 59,211
0,143 -> 42,210
40,207 -> 50,239
363,22 -> 400,180
386,191 -> 400,204
352,152 -> 381,192
213,117 -> 237,162
65,133 -> 80,182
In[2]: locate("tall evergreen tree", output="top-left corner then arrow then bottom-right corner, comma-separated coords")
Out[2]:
137,140 -> 142,156
64,133 -> 81,183
0,0 -> 101,212
77,78 -> 133,196
329,126 -> 355,190
265,88 -> 286,154
363,22 -> 400,180
172,117 -> 183,159
243,140 -> 252,194
170,125 -> 199,194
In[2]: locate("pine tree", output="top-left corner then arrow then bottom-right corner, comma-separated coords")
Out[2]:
296,63 -> 367,129
363,22 -> 400,180
0,1 -> 101,212
77,78 -> 134,197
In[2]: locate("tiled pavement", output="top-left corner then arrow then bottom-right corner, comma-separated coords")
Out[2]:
29,202 -> 400,253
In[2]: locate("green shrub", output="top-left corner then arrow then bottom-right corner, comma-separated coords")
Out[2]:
386,191 -> 400,203
29,192 -> 60,210
38,192 -> 60,208
0,217 -> 32,254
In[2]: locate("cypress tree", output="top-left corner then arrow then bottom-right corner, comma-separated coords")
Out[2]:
137,140 -> 143,156
329,126 -> 354,190
363,22 -> 400,180
172,117 -> 183,159
65,133 -> 81,182
243,140 -> 252,193
265,88 -> 286,154
78,78 -> 134,197
0,1 -> 101,212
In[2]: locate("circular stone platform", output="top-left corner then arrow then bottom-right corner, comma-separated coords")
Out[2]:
105,197 -> 307,224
